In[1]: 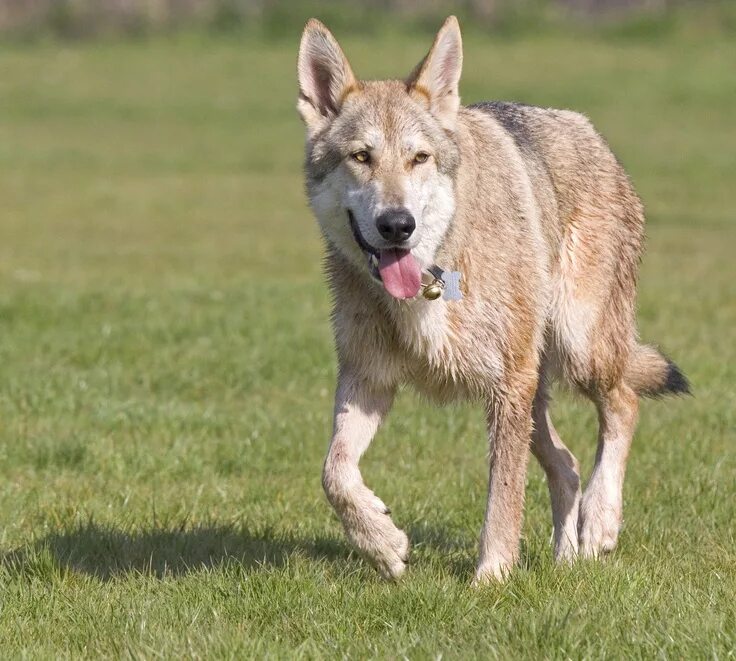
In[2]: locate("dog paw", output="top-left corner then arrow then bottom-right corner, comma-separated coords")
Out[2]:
553,525 -> 579,563
371,525 -> 410,580
554,537 -> 579,564
551,483 -> 581,563
343,504 -> 410,580
579,491 -> 621,558
471,556 -> 513,587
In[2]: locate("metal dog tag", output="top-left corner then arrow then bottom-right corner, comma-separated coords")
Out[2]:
442,271 -> 462,301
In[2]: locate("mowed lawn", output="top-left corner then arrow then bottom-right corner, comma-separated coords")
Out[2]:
0,27 -> 734,658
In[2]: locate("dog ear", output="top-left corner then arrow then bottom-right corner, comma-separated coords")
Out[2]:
297,19 -> 357,134
407,16 -> 463,130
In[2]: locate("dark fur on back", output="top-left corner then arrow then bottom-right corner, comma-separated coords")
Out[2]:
470,101 -> 538,153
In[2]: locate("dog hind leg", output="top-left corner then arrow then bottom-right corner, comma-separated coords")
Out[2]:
579,381 -> 639,557
531,384 -> 581,561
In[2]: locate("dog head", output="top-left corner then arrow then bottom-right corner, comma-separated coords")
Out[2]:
297,17 -> 462,299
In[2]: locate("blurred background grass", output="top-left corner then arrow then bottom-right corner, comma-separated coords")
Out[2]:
0,0 -> 734,657
1,0 -> 735,41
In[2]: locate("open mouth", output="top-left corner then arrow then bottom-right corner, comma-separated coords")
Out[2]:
348,210 -> 422,300
348,210 -> 380,277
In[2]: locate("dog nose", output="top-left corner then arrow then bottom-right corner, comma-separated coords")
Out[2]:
375,208 -> 415,243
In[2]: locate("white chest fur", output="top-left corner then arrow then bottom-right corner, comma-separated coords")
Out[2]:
389,296 -> 452,366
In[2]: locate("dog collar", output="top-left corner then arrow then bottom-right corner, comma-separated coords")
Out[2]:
423,265 -> 462,301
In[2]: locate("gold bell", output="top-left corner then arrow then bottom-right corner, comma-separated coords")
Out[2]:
422,281 -> 443,300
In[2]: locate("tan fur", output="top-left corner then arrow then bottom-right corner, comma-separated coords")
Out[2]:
297,17 -> 688,584
625,343 -> 678,396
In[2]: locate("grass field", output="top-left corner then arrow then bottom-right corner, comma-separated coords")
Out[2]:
0,25 -> 735,658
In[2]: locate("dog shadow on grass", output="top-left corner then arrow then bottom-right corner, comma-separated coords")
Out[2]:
3,520 -> 543,582
1,522 -> 352,581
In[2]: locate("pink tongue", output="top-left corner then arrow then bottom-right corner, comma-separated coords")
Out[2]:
378,249 -> 422,299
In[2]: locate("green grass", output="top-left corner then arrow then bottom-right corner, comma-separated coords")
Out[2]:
0,28 -> 734,658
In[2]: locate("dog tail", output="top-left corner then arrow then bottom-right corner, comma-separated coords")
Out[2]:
625,343 -> 690,398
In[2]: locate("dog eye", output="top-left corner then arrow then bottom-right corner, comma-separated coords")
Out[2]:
352,150 -> 370,164
413,152 -> 430,164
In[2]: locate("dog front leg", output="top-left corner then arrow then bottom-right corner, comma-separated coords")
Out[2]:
322,371 -> 408,579
474,390 -> 535,585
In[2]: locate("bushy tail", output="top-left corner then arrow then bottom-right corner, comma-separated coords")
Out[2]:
625,344 -> 690,398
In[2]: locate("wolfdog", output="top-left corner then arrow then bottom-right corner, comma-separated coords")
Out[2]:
297,16 -> 688,584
